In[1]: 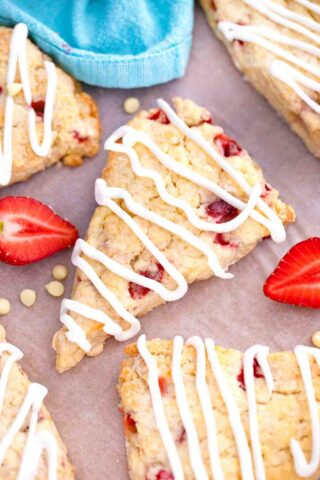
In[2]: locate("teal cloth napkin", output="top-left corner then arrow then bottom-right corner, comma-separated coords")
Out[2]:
0,0 -> 194,88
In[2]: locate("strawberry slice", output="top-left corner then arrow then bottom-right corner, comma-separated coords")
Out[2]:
263,238 -> 320,308
0,197 -> 78,266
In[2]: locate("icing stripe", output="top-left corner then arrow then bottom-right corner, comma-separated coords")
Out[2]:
1,23 -> 57,186
291,346 -> 320,477
205,339 -> 255,480
137,336 -> 320,479
137,335 -> 184,480
172,336 -> 208,479
0,342 -> 58,479
218,0 -> 320,115
186,336 -> 225,480
243,346 -> 274,480
60,99 -> 285,351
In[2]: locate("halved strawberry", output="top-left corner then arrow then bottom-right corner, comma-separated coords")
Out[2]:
263,238 -> 320,308
0,197 -> 78,266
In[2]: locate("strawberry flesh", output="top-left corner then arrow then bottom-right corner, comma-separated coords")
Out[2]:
0,197 -> 78,266
123,413 -> 137,434
206,199 -> 238,223
214,233 -> 230,246
156,471 -> 174,480
148,109 -> 170,125
264,237 -> 320,308
129,263 -> 165,300
73,130 -> 89,143
31,100 -> 45,118
237,359 -> 264,391
158,376 -> 168,395
215,133 -> 242,157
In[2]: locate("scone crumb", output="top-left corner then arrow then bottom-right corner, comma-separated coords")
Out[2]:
20,289 -> 37,307
52,265 -> 68,281
124,97 -> 140,114
7,82 -> 22,97
45,281 -> 64,297
0,298 -> 11,315
312,331 -> 320,348
62,154 -> 84,167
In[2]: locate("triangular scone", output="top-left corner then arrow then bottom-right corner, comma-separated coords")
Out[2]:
0,325 -> 74,479
53,97 -> 295,372
0,24 -> 100,186
119,336 -> 320,480
200,0 -> 320,157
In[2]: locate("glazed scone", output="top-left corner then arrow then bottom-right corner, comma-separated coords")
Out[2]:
118,336 -> 320,480
0,24 -> 100,187
200,0 -> 320,158
53,97 -> 295,372
0,325 -> 74,479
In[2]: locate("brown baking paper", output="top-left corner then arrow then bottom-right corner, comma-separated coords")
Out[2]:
0,7 -> 320,479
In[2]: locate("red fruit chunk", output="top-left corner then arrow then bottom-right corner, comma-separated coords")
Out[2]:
0,86 -> 3,94
237,359 -> 264,391
206,199 -> 238,223
148,109 -> 170,125
129,263 -> 165,300
214,233 -> 230,246
200,111 -> 213,124
123,413 -> 137,434
264,237 -> 320,308
31,100 -> 45,118
215,133 -> 242,157
158,377 -> 168,395
261,183 -> 272,199
0,197 -> 78,266
156,471 -> 174,480
73,130 -> 89,143
177,427 -> 186,443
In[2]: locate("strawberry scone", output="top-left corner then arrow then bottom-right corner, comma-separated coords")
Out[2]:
0,23 -> 100,187
200,0 -> 320,157
118,335 -> 320,480
0,325 -> 74,479
53,97 -> 295,372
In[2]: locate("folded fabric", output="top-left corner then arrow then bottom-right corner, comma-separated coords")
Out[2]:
0,0 -> 194,88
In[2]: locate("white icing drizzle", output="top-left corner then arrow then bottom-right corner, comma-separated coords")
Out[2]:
137,335 -> 184,480
137,335 -> 320,479
218,0 -> 320,114
243,345 -> 274,480
186,337 -> 224,480
291,346 -> 320,478
172,336 -> 208,480
0,23 -> 57,186
60,99 -> 285,350
0,342 -> 58,479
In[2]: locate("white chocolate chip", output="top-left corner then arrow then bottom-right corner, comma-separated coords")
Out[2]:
20,289 -> 37,308
124,97 -> 140,115
52,265 -> 68,281
45,281 -> 64,297
312,331 -> 320,348
0,299 -> 11,315
7,82 -> 22,97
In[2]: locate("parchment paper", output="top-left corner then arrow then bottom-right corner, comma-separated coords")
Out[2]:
0,7 -> 319,479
